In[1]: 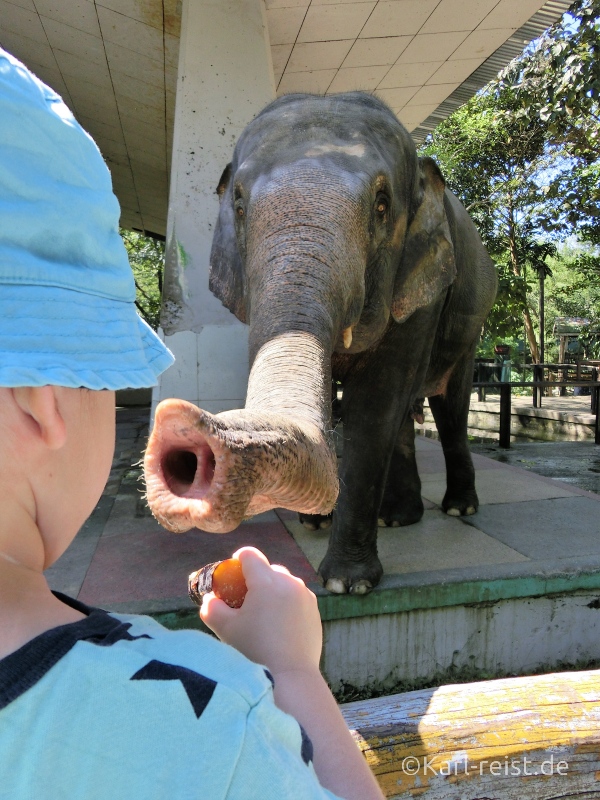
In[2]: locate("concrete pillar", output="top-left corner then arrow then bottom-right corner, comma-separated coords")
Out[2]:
154,0 -> 275,413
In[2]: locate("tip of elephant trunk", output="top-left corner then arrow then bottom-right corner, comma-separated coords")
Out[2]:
144,399 -> 240,533
143,398 -> 339,535
162,441 -> 214,497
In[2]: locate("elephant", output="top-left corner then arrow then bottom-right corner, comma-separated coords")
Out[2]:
144,92 -> 497,595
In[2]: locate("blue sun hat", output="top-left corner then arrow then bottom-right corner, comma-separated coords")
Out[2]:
0,47 -> 174,389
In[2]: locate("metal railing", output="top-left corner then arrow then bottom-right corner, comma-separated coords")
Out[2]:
472,377 -> 600,448
475,361 -> 599,406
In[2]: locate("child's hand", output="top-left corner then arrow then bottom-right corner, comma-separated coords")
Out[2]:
202,547 -> 385,799
199,547 -> 322,676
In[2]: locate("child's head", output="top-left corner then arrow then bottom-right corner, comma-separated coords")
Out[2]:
0,385 -> 116,570
0,48 -> 173,568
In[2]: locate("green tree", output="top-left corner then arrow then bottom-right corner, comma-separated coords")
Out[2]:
544,159 -> 600,246
501,0 -> 600,161
530,244 -> 600,360
421,86 -> 551,361
121,230 -> 164,330
423,0 -> 600,364
499,0 -> 600,246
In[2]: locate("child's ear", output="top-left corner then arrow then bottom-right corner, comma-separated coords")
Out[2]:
12,386 -> 67,450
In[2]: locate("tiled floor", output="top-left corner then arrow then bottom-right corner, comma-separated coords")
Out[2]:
46,406 -> 600,621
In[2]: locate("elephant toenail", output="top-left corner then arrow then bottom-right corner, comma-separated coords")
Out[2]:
446,507 -> 461,516
391,520 -> 400,527
350,580 -> 373,595
303,522 -> 318,531
465,506 -> 476,515
377,518 -> 387,528
325,578 -> 348,594
319,519 -> 332,529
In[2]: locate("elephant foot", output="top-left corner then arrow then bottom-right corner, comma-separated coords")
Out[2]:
318,551 -> 383,595
299,512 -> 332,531
442,488 -> 478,517
377,494 -> 424,528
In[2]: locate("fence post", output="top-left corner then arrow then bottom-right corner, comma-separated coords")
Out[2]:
592,369 -> 598,415
594,385 -> 600,446
533,364 -> 543,408
499,382 -> 511,448
561,364 -> 568,397
476,362 -> 485,402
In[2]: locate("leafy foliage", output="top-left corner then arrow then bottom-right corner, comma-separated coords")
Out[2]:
498,0 -> 600,246
546,160 -> 600,244
421,86 -> 553,360
121,230 -> 164,330
421,0 -> 600,361
500,0 -> 600,160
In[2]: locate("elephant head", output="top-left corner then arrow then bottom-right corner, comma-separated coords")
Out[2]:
144,93 -> 456,534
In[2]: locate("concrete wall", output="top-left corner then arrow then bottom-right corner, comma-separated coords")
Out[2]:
154,0 -> 275,414
321,590 -> 600,692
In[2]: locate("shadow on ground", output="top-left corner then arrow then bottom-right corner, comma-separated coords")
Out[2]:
469,439 -> 600,496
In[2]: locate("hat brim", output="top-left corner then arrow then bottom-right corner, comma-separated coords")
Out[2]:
0,284 -> 174,390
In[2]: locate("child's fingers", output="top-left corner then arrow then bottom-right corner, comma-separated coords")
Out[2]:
271,564 -> 292,576
232,546 -> 276,588
232,545 -> 270,565
199,592 -> 236,634
233,547 -> 293,580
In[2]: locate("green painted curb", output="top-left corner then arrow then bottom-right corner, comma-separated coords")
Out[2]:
315,572 -> 600,622
148,572 -> 600,629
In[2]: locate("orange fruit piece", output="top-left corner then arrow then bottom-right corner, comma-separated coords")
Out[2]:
212,558 -> 248,608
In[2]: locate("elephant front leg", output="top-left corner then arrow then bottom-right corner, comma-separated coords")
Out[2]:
428,355 -> 478,516
320,310 -> 441,594
378,415 -> 424,527
318,446 -> 386,595
319,367 -> 413,593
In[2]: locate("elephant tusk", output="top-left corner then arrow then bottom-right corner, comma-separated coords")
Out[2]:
343,327 -> 353,349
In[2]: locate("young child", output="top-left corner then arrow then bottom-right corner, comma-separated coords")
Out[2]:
0,48 -> 384,800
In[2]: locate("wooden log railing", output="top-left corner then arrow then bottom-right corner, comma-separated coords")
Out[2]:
340,670 -> 600,799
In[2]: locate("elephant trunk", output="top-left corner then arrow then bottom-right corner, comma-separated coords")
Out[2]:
144,169 -> 364,533
144,331 -> 338,533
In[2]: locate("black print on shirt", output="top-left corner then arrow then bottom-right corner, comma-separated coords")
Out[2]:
131,659 -> 217,718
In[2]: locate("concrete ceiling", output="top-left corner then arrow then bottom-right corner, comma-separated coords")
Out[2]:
0,0 -> 571,237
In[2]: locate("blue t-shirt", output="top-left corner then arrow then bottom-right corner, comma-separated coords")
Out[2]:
0,594 -> 343,799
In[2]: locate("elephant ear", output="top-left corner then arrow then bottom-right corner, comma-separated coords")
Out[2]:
390,157 -> 456,324
209,162 -> 247,323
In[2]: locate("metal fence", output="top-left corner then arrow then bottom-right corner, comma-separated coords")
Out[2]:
472,374 -> 600,448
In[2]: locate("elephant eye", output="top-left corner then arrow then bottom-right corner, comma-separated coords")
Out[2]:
234,199 -> 245,219
374,193 -> 389,217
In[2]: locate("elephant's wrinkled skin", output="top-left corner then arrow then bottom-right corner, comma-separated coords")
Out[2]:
145,92 -> 497,594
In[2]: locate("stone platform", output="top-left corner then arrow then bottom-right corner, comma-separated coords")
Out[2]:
46,406 -> 600,693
